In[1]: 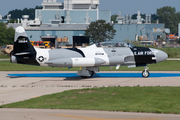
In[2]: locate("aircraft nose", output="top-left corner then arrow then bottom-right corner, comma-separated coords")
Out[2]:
150,48 -> 168,63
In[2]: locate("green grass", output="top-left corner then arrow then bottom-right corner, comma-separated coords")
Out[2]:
1,86 -> 180,114
159,47 -> 180,58
0,60 -> 180,71
0,52 -> 10,59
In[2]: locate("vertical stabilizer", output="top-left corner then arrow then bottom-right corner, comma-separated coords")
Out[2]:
13,26 -> 35,54
11,26 -> 39,65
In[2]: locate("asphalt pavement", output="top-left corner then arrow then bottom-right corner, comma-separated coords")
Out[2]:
1,71 -> 180,120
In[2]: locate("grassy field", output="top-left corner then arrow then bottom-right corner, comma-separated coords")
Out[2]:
0,52 -> 9,59
1,86 -> 180,114
0,60 -> 180,71
159,47 -> 180,58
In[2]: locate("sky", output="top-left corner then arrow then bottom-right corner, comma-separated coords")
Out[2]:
1,0 -> 180,17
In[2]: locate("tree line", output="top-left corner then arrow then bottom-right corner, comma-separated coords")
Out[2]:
0,22 -> 14,46
3,6 -> 43,20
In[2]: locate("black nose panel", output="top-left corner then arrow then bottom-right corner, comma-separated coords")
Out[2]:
130,47 -> 156,66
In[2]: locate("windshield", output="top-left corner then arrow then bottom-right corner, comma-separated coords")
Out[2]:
95,41 -> 135,48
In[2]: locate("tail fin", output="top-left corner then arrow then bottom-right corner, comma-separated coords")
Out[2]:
13,26 -> 35,55
11,26 -> 39,65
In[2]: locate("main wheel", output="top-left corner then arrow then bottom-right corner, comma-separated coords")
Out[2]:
90,71 -> 95,77
81,71 -> 94,79
142,70 -> 150,78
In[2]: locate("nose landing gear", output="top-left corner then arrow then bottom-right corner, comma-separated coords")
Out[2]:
142,66 -> 150,78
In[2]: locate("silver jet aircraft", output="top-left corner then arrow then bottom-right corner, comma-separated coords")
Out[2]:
11,26 -> 168,78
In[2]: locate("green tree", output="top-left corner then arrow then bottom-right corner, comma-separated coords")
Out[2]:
5,27 -> 15,44
0,22 -> 6,45
157,6 -> 180,34
85,20 -> 116,44
3,6 -> 42,20
111,14 -> 118,23
0,22 -> 15,46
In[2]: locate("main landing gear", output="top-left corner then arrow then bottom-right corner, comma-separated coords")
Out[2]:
81,71 -> 95,78
142,66 -> 150,78
77,67 -> 98,78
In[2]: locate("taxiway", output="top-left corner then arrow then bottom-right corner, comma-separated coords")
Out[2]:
1,71 -> 180,120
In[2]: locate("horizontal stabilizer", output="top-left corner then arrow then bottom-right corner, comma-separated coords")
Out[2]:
15,52 -> 30,55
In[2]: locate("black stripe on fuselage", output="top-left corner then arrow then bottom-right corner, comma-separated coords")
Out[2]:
65,48 -> 86,57
130,47 -> 156,66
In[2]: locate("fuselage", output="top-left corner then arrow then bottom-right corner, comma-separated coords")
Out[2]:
11,44 -> 168,68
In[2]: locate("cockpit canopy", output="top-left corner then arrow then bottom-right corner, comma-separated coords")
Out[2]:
95,41 -> 135,48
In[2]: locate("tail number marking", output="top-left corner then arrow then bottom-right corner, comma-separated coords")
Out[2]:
18,40 -> 28,43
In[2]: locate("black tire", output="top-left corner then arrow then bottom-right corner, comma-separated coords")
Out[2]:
81,71 -> 95,79
90,71 -> 95,77
142,70 -> 150,78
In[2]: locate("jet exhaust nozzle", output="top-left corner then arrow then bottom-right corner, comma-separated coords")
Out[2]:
10,55 -> 17,63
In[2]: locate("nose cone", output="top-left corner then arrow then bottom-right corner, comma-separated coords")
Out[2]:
150,48 -> 168,63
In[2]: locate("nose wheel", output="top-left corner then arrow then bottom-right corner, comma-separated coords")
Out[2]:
142,67 -> 150,78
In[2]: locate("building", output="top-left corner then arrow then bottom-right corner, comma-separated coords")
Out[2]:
7,0 -> 167,47
113,11 -> 167,42
8,0 -> 110,47
0,14 -> 11,23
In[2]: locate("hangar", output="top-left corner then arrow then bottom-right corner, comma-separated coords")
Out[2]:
7,0 -> 167,47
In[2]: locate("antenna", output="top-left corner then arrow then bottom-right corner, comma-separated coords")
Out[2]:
137,11 -> 142,24
148,14 -> 151,24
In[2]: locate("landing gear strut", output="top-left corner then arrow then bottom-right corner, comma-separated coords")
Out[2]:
142,66 -> 150,78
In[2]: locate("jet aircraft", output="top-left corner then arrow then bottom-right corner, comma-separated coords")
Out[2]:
11,26 -> 168,78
